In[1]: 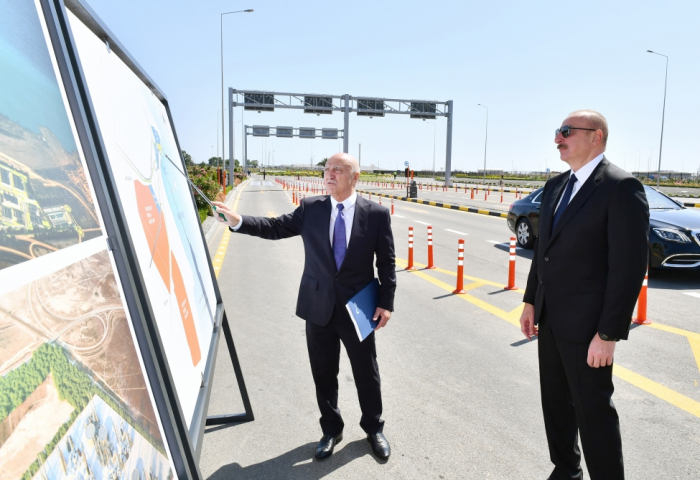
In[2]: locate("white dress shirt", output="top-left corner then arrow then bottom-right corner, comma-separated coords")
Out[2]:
555,153 -> 605,211
329,192 -> 357,248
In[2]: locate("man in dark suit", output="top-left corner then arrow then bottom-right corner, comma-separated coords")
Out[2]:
520,110 -> 649,480
213,153 -> 396,460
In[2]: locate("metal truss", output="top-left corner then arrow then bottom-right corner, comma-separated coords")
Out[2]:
242,125 -> 345,169
228,88 -> 455,185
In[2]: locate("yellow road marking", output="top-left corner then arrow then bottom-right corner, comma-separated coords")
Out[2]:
397,258 -> 521,327
212,182 -> 246,278
646,323 -> 700,374
397,257 -> 526,293
396,257 -> 700,419
613,365 -> 700,418
267,211 -> 276,217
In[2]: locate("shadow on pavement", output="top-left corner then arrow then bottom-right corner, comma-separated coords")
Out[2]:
207,440 -> 381,480
492,243 -> 534,260
648,268 -> 700,291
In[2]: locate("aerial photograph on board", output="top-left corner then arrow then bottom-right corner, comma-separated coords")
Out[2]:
0,1 -> 100,272
0,250 -> 172,480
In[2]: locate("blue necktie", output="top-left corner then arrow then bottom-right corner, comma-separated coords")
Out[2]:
551,174 -> 578,232
333,203 -> 347,270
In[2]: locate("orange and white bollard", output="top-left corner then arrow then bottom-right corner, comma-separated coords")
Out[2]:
391,198 -> 395,215
471,188 -> 475,199
426,226 -> 436,269
406,227 -> 416,270
379,196 -> 382,205
453,239 -> 466,294
504,237 -> 518,290
293,191 -> 297,205
633,267 -> 651,325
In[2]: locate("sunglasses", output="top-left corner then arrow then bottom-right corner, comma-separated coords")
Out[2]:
555,125 -> 597,138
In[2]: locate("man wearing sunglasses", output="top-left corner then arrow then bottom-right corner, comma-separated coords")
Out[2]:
519,110 -> 649,479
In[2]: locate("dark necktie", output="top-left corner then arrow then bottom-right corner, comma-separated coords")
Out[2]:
333,203 -> 347,270
551,173 -> 578,232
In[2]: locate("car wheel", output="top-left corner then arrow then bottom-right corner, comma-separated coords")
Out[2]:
516,218 -> 535,249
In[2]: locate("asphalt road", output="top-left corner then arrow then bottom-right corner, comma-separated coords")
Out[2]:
200,176 -> 700,479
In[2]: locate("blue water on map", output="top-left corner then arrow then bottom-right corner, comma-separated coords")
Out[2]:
0,2 -> 77,152
153,127 -> 215,330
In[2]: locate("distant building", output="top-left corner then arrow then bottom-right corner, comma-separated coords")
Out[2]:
0,161 -> 45,229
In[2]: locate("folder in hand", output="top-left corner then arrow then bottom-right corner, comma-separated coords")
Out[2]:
345,279 -> 380,342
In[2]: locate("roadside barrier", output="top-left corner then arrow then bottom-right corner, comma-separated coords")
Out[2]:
406,227 -> 416,270
427,226 -> 436,269
633,267 -> 650,325
504,237 -> 518,290
452,239 -> 466,293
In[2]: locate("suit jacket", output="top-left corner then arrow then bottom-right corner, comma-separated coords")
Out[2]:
234,194 -> 397,326
523,157 -> 649,343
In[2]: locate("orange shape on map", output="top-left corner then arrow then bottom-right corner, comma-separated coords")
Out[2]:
135,181 -> 171,291
172,252 -> 201,366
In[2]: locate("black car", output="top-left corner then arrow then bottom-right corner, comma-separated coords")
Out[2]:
507,185 -> 700,270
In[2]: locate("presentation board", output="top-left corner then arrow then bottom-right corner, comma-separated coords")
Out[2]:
0,1 -> 177,479
67,11 -> 219,429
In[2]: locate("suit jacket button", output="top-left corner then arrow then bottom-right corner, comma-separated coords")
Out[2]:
544,257 -> 549,261
539,280 -> 543,285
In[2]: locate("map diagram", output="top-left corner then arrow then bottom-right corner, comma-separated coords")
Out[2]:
69,11 -> 218,425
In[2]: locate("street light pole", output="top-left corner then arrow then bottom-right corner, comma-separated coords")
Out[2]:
478,104 -> 488,184
221,9 -> 253,180
647,50 -> 668,189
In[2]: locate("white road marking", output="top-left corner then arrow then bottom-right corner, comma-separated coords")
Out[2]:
393,214 -> 405,218
683,292 -> 700,299
445,229 -> 469,235
415,220 -> 431,225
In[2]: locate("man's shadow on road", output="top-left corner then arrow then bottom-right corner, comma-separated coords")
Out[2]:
208,440 -> 384,480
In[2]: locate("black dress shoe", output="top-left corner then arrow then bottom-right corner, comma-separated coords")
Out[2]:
315,433 -> 343,460
367,432 -> 391,459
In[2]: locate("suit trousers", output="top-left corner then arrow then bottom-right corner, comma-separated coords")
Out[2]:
305,304 -> 384,437
538,315 -> 624,480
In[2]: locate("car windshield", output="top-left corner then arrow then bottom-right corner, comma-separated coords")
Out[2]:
644,186 -> 682,210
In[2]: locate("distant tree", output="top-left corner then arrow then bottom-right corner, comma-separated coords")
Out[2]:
208,156 -> 223,167
181,150 -> 194,166
248,160 -> 259,168
317,158 -> 328,167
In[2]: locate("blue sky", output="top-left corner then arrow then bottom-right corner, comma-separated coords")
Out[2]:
81,0 -> 698,174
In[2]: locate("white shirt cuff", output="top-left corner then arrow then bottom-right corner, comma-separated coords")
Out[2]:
230,216 -> 243,231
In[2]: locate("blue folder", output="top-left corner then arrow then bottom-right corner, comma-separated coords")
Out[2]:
345,279 -> 380,342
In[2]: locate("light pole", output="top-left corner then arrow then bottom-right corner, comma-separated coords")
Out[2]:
221,9 -> 253,181
478,104 -> 488,184
647,50 -> 668,189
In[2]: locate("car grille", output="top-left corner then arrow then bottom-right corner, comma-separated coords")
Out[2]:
663,254 -> 700,267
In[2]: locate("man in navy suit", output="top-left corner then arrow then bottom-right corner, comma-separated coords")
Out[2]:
520,110 -> 649,479
213,153 -> 396,460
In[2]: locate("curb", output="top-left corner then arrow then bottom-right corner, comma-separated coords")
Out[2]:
205,179 -> 250,245
684,202 -> 700,208
356,189 -> 509,218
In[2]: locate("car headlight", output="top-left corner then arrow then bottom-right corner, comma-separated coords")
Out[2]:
653,228 -> 691,243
